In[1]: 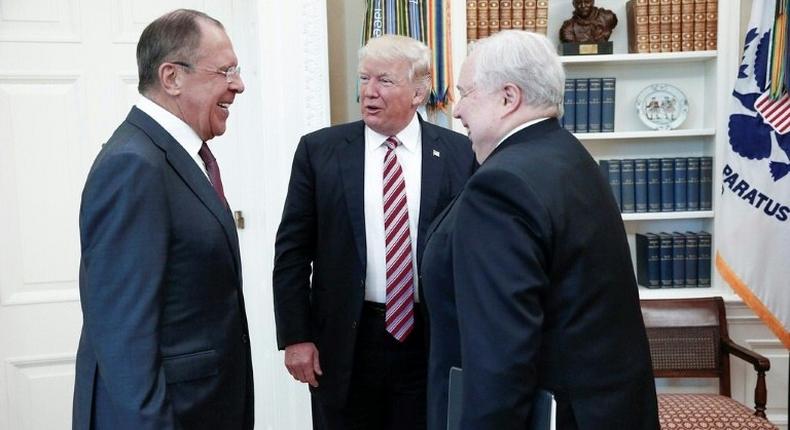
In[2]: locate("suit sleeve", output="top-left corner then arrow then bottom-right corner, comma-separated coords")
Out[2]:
452,168 -> 551,430
79,151 -> 176,429
272,136 -> 317,349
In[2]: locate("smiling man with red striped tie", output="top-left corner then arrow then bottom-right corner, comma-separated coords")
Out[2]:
273,35 -> 475,430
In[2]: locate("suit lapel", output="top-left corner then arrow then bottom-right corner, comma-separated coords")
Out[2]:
338,122 -> 367,268
417,120 -> 445,265
126,107 -> 242,280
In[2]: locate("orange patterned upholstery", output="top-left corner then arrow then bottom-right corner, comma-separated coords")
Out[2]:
659,394 -> 779,429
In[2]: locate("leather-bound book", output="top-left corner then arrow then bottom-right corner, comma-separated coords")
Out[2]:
467,0 -> 479,42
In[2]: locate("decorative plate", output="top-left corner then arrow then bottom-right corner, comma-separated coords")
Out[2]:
635,83 -> 689,130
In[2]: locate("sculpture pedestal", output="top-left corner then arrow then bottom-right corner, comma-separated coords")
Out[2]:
560,41 -> 613,56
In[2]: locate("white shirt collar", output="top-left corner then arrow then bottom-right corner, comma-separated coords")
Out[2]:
135,95 -> 204,160
495,117 -> 551,149
365,113 -> 421,152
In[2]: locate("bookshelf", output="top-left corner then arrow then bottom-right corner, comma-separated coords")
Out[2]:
450,0 -> 741,300
622,210 -> 713,221
576,128 -> 715,140
560,50 -> 717,65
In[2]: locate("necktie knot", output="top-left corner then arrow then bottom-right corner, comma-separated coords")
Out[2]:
198,142 -> 216,166
385,136 -> 400,151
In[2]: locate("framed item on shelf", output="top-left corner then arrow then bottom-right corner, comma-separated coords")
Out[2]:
635,83 -> 689,130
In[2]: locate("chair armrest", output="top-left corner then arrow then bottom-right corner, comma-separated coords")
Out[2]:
723,338 -> 771,418
723,339 -> 771,372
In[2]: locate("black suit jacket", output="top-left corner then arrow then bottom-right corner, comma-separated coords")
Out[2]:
273,117 -> 475,407
73,107 -> 253,430
421,118 -> 659,430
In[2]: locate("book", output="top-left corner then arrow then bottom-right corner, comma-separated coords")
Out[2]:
660,157 -> 675,212
599,159 -> 622,211
621,159 -> 636,213
500,0 -> 513,30
536,0 -> 548,35
524,0 -> 536,32
448,367 -> 556,430
647,158 -> 661,212
660,0 -> 672,52
575,78 -> 589,133
512,0 -> 525,30
681,0 -> 694,51
693,0 -> 705,51
659,232 -> 674,288
587,78 -> 603,133
700,156 -> 712,210
684,231 -> 698,287
636,233 -> 661,288
563,79 -> 576,132
626,0 -> 650,53
673,157 -> 688,211
671,0 -> 682,51
601,77 -> 616,132
686,157 -> 700,210
672,232 -> 686,287
634,159 -> 648,212
488,0 -> 500,34
467,1 -> 479,42
705,0 -> 718,50
697,231 -> 711,287
478,0 -> 490,38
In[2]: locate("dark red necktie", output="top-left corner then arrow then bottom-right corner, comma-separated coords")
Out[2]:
383,136 -> 415,342
198,142 -> 227,207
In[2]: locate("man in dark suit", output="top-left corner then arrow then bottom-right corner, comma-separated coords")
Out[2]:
421,30 -> 659,430
73,9 -> 253,430
273,35 -> 475,429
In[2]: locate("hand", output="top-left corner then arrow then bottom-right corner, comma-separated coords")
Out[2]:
284,342 -> 322,387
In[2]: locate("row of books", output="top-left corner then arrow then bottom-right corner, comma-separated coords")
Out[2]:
466,0 -> 550,42
561,78 -> 615,133
626,0 -> 718,53
599,157 -> 713,213
636,231 -> 711,288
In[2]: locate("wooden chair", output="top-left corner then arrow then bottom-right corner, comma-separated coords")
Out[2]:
640,297 -> 777,429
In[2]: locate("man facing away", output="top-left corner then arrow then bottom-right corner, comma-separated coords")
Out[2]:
273,35 -> 475,429
420,30 -> 659,430
73,9 -> 253,430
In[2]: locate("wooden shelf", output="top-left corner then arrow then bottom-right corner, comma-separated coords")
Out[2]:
622,211 -> 714,221
561,51 -> 718,65
576,128 -> 716,141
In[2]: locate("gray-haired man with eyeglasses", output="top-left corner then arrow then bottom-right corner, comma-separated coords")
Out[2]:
73,9 -> 252,430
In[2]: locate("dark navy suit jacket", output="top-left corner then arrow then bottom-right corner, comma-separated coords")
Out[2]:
73,107 -> 253,430
272,117 -> 475,408
421,118 -> 659,430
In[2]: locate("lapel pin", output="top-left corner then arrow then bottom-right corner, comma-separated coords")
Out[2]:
432,149 -> 441,157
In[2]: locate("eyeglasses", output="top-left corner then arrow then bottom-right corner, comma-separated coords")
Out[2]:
172,61 -> 241,84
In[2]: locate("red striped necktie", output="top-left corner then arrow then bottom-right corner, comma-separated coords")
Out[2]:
382,136 -> 415,342
198,142 -> 228,207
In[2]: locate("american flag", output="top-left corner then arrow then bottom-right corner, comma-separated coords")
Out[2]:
754,90 -> 790,134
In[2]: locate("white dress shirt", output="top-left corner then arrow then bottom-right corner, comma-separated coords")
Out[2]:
135,95 -> 210,180
364,114 -> 422,303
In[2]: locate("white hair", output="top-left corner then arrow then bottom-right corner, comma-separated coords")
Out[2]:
471,30 -> 565,115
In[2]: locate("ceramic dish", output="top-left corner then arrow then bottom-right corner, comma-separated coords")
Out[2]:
635,83 -> 689,130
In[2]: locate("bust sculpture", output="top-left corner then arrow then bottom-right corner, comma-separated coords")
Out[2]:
559,0 -> 618,44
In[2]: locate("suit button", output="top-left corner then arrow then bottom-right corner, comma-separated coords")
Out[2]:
352,321 -> 358,329
242,333 -> 249,344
